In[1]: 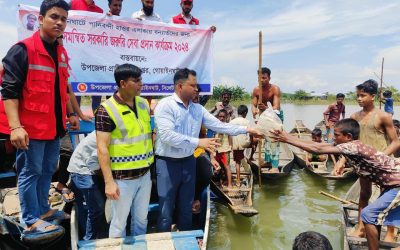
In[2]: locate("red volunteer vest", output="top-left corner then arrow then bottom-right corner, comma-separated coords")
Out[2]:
172,14 -> 199,25
0,31 -> 69,139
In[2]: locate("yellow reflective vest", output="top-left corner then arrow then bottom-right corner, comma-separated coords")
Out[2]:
102,96 -> 154,170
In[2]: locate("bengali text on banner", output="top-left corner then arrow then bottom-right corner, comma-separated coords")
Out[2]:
17,4 -> 214,96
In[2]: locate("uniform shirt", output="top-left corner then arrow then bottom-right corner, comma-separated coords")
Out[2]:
131,9 -> 162,22
154,93 -> 247,158
337,140 -> 400,189
95,93 -> 149,180
70,0 -> 104,13
171,13 -> 199,25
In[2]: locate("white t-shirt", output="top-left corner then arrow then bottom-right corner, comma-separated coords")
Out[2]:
131,9 -> 162,22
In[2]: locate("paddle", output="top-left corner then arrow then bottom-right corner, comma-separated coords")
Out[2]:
257,31 -> 262,186
319,191 -> 358,205
379,57 -> 384,110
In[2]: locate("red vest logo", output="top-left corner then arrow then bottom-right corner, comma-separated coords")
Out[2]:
77,82 -> 88,92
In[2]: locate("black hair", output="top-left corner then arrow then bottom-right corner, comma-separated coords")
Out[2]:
311,128 -> 322,137
356,79 -> 378,95
108,0 -> 123,5
114,64 -> 142,87
40,0 -> 70,16
237,105 -> 248,116
173,68 -> 196,85
334,118 -> 360,140
393,119 -> 400,129
257,67 -> 271,78
221,90 -> 232,97
293,231 -> 333,250
383,90 -> 392,98
336,93 -> 345,99
216,109 -> 228,117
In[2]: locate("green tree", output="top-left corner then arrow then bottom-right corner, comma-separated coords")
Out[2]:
293,89 -> 310,100
211,85 -> 249,101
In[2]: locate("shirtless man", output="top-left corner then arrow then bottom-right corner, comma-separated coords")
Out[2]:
346,79 -> 400,241
250,67 -> 282,173
251,67 -> 282,121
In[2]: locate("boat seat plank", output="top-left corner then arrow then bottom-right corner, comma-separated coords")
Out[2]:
173,237 -> 199,250
78,230 -> 204,249
0,172 -> 16,179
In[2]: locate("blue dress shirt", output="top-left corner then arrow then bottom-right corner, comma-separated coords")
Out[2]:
154,93 -> 247,158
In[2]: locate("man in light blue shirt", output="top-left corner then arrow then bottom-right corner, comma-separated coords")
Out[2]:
67,131 -> 108,240
154,68 -> 262,232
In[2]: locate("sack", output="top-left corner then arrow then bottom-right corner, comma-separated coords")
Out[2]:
255,102 -> 283,140
240,135 -> 251,148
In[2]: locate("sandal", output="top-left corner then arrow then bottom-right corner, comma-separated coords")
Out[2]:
60,188 -> 75,203
22,220 -> 65,244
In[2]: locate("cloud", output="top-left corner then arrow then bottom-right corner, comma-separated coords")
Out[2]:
0,22 -> 17,59
202,0 -> 400,94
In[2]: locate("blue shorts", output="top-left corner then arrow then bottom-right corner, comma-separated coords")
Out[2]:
361,188 -> 400,226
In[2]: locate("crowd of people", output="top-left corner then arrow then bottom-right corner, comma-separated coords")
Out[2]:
0,0 -> 263,241
0,1 -> 399,249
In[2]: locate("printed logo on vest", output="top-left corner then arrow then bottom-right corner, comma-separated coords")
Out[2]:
138,101 -> 147,110
77,82 -> 88,92
61,53 -> 66,62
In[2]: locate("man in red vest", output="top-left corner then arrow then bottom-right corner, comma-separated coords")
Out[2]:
70,0 -> 103,13
0,0 -> 78,234
172,0 -> 216,32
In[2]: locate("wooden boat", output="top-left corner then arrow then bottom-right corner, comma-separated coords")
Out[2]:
289,120 -> 356,180
304,157 -> 357,180
0,183 -> 69,250
288,120 -> 313,169
342,180 -> 400,249
210,159 -> 258,217
245,140 -> 295,179
70,187 -> 211,250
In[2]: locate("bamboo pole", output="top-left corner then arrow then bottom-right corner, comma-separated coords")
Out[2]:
319,191 -> 358,205
258,31 -> 262,186
379,57 -> 384,110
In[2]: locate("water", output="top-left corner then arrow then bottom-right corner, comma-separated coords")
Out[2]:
207,103 -> 399,250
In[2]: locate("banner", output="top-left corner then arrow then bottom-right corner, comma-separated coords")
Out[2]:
17,5 -> 214,96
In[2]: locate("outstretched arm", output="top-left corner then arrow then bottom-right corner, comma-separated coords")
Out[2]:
269,130 -> 341,154
381,113 -> 400,155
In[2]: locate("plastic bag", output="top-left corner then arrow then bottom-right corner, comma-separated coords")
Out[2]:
255,102 -> 282,168
255,102 -> 283,140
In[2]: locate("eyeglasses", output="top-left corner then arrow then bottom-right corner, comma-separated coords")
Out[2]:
129,77 -> 143,85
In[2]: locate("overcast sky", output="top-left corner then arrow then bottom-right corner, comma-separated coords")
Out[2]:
1,0 -> 399,93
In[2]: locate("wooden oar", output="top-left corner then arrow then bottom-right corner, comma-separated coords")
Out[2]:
379,57 -> 384,110
294,122 -> 302,138
319,191 -> 359,205
257,31 -> 262,186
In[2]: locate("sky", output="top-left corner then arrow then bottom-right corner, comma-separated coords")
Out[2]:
0,0 -> 399,94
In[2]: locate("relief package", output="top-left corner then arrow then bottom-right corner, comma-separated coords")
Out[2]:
255,103 -> 283,141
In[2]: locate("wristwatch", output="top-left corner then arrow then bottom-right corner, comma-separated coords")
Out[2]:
67,112 -> 77,118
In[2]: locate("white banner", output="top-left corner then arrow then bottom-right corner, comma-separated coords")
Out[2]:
17,4 -> 214,96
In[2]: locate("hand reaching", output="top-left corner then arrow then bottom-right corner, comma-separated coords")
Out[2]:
198,138 -> 221,152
